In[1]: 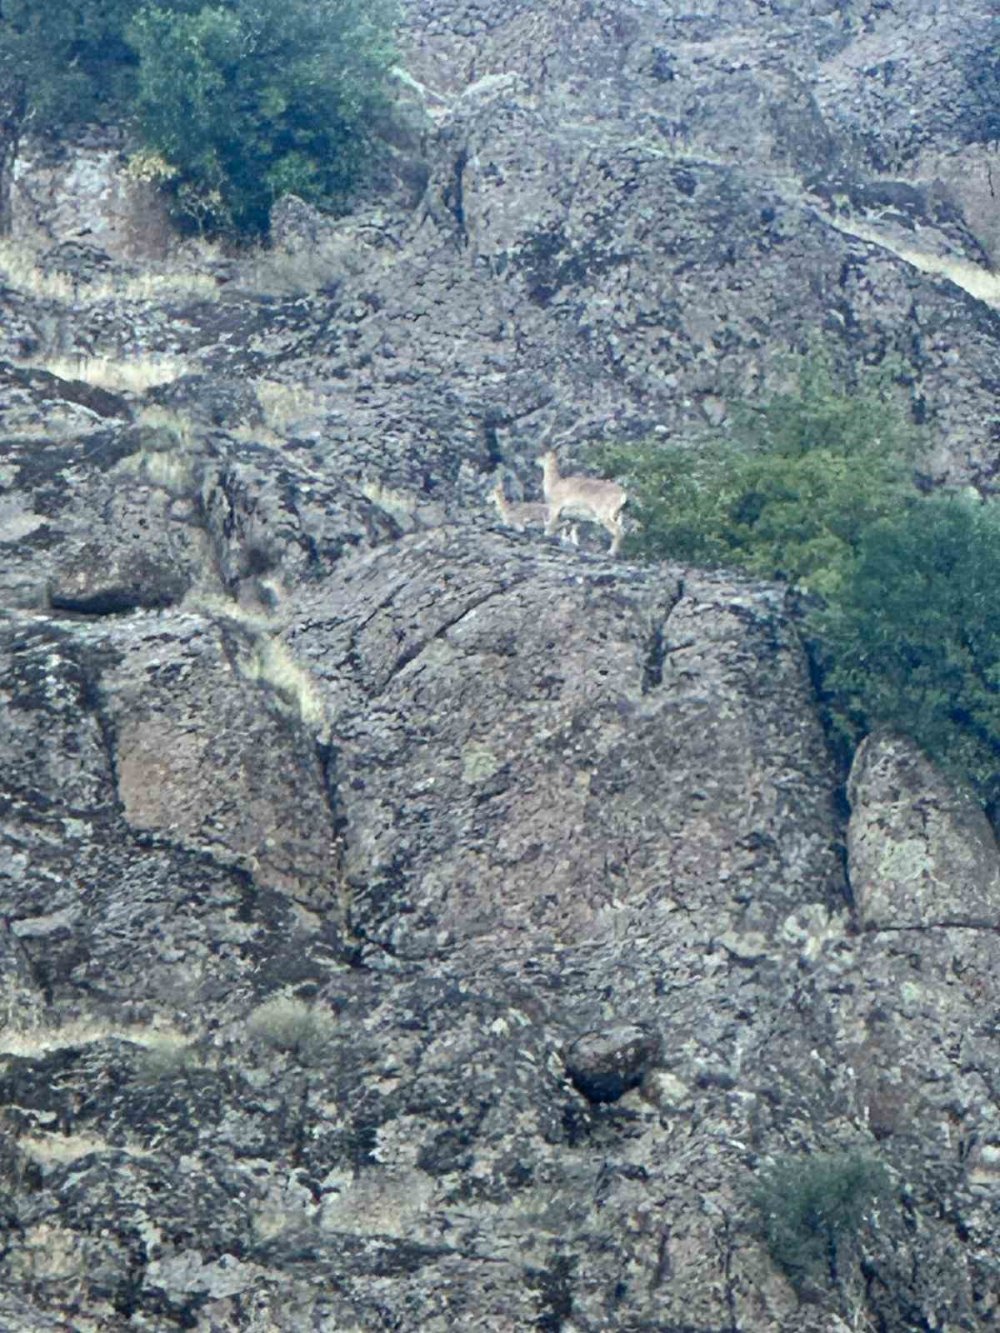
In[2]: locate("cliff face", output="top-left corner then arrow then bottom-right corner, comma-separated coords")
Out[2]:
0,1 -> 998,1329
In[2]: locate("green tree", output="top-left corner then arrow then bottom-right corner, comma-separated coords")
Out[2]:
0,0 -> 145,126
0,0 -> 397,236
127,0 -> 397,235
599,353 -> 916,597
600,357 -> 1000,820
813,494 -> 1000,813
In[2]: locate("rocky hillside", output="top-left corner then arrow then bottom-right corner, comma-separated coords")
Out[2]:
0,1 -> 998,1329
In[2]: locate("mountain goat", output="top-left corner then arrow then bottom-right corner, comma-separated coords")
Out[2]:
536,451 -> 627,556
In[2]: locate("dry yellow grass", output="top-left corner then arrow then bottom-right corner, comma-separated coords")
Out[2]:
113,403 -> 200,494
176,600 -> 327,730
18,1131 -> 153,1167
0,1014 -> 192,1057
829,217 -> 1000,309
361,478 -> 419,521
243,636 -> 327,732
0,240 -> 75,300
240,236 -> 369,297
886,244 -> 1000,307
135,403 -> 197,448
186,592 -> 276,632
116,446 -> 198,496
254,378 -> 326,431
0,238 -> 220,303
117,270 -> 221,301
39,352 -> 188,393
228,377 -> 327,447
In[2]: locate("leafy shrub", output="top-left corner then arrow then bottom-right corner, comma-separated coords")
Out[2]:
247,994 -> 338,1064
598,354 -> 1000,819
128,0 -> 397,235
753,1150 -> 889,1289
599,353 -> 915,597
0,0 -> 397,236
0,0 -> 143,125
812,494 -> 1000,813
135,1033 -> 202,1081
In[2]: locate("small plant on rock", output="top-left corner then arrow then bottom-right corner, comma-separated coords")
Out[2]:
134,1033 -> 202,1082
247,994 -> 338,1064
753,1149 -> 890,1291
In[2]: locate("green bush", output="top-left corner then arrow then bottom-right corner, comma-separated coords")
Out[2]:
0,0 -> 144,125
599,354 -> 915,597
598,355 -> 1000,819
812,494 -> 1000,813
246,994 -> 338,1065
0,0 -> 397,236
753,1150 -> 889,1289
128,0 -> 397,235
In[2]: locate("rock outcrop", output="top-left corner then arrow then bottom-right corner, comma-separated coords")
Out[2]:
0,0 -> 998,1329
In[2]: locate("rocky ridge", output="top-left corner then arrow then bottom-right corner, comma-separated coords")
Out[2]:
0,0 -> 998,1329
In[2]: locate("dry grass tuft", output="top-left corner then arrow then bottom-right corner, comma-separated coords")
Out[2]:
113,403 -> 201,494
246,993 -> 338,1063
228,378 -> 327,447
360,478 -> 418,521
0,1014 -> 193,1057
186,592 -> 276,632
829,217 -> 1000,309
886,245 -> 1000,307
19,1131 -> 154,1166
116,446 -> 198,496
255,378 -> 326,432
243,636 -> 327,733
240,234 -> 376,297
0,240 -> 75,301
0,237 -> 221,303
40,352 -> 188,393
134,403 -> 197,448
117,270 -> 221,301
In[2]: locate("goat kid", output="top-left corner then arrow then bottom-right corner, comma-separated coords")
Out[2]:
488,481 -> 579,546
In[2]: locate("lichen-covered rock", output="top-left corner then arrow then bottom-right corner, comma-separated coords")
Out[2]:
38,239 -> 117,286
268,194 -> 335,253
9,129 -> 174,259
46,489 -> 201,615
847,731 -> 1000,930
0,614 -> 333,1017
283,536 -> 842,980
0,0 -> 999,1327
200,435 -> 404,605
102,615 -> 341,908
564,1024 -> 661,1103
0,378 -> 207,613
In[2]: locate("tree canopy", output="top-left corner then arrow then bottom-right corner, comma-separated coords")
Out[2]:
600,352 -> 1000,818
0,0 -> 397,235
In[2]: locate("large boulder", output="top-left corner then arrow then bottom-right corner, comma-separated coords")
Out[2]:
847,731 -> 1000,930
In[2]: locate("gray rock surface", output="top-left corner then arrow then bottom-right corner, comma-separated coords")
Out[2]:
0,0 -> 998,1328
9,128 -> 175,259
848,731 -> 1000,930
